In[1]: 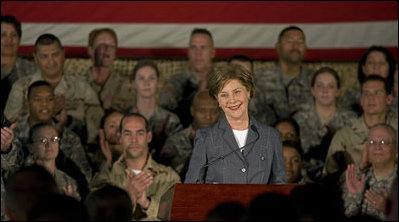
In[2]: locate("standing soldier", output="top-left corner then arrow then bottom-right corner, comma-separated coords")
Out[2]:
79,28 -> 135,112
158,28 -> 215,128
251,26 -> 313,122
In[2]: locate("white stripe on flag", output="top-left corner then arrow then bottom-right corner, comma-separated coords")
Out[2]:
22,21 -> 398,49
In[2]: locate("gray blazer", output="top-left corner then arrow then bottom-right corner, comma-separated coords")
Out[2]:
184,114 -> 287,184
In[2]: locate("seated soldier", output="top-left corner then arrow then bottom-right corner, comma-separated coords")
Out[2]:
251,26 -> 314,120
90,113 -> 180,221
339,46 -> 396,116
5,81 -> 91,198
282,140 -> 309,184
159,89 -> 220,180
4,33 -> 104,145
323,75 -> 398,185
27,123 -> 81,200
125,60 -> 182,162
88,109 -> 124,174
273,118 -> 301,143
344,123 -> 397,220
158,28 -> 215,128
293,67 -> 357,182
1,15 -> 37,113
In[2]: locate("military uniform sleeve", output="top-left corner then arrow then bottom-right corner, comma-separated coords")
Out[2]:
4,78 -> 27,123
17,57 -> 37,78
167,135 -> 191,174
164,113 -> 183,137
140,168 -> 181,220
89,165 -> 113,191
83,82 -> 104,144
55,170 -> 81,201
248,91 -> 277,126
338,87 -> 360,111
1,138 -> 24,171
63,129 -> 93,182
322,128 -> 348,177
69,177 -> 81,201
110,75 -> 136,112
158,74 -> 185,110
343,186 -> 363,218
253,70 -> 290,119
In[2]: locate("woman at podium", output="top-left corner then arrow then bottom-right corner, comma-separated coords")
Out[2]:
184,64 -> 287,184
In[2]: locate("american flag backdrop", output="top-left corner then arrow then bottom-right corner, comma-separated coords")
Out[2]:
1,1 -> 398,61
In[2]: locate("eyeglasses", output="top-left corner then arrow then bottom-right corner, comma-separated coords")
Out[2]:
366,139 -> 395,149
37,136 -> 61,145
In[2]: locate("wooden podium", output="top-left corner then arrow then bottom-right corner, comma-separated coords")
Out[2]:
158,183 -> 298,221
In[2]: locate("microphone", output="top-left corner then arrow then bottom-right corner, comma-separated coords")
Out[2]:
196,125 -> 260,183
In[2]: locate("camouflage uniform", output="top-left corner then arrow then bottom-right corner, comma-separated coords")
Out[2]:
126,105 -> 183,160
158,67 -> 198,111
248,93 -> 277,126
90,154 -> 181,221
1,138 -> 23,172
293,102 -> 358,154
161,126 -> 194,178
293,102 -> 358,182
13,118 -> 93,182
54,168 -> 81,201
1,57 -> 37,112
158,67 -> 211,128
323,113 -> 398,178
1,57 -> 37,80
292,174 -> 310,185
343,164 -> 397,220
4,70 -> 104,144
79,67 -> 136,112
251,64 -> 314,120
1,141 -> 22,219
338,87 -> 362,115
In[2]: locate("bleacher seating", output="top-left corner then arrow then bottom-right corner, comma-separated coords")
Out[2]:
63,58 -> 359,100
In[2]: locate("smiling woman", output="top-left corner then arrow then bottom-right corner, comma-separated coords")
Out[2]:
184,64 -> 287,184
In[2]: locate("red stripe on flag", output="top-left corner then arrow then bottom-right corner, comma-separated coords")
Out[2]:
2,1 -> 397,23
18,46 -> 398,62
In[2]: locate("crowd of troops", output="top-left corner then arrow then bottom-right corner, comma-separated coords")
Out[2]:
1,15 -> 398,220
